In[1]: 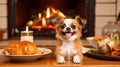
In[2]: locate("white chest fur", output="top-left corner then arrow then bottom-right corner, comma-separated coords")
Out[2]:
60,40 -> 77,60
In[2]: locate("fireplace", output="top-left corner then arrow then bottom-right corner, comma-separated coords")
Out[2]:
8,0 -> 95,39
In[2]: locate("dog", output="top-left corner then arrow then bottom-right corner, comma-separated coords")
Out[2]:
55,16 -> 86,64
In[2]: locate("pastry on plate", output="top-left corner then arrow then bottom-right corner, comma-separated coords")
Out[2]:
3,41 -> 38,55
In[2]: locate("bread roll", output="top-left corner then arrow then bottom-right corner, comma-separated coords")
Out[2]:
21,41 -> 38,55
3,41 -> 38,55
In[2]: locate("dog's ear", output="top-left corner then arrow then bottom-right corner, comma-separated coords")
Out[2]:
75,16 -> 87,28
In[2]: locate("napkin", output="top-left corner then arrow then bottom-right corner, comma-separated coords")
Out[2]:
82,47 -> 91,54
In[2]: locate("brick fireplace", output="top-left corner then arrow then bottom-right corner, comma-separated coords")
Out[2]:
7,0 -> 95,39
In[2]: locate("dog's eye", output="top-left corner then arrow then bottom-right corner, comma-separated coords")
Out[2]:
71,24 -> 76,29
61,24 -> 66,29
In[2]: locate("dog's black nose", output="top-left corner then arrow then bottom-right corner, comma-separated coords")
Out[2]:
66,27 -> 71,32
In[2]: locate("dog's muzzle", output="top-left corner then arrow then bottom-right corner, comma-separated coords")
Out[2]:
62,31 -> 75,38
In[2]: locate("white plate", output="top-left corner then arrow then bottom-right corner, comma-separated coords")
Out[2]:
0,47 -> 52,61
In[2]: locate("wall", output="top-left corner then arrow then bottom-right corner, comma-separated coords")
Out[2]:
0,0 -> 120,39
0,0 -> 7,39
95,0 -> 120,36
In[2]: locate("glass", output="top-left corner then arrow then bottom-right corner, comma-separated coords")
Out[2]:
20,31 -> 33,42
102,21 -> 119,36
117,21 -> 120,32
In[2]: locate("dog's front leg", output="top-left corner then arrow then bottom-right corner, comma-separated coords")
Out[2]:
73,55 -> 81,64
56,42 -> 65,64
57,55 -> 65,64
73,40 -> 83,64
73,50 -> 83,64
56,50 -> 65,64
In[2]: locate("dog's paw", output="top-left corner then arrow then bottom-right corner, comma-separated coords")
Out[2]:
57,56 -> 65,64
73,55 -> 81,64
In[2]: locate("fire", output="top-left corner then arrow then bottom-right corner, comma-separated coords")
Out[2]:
46,7 -> 50,18
32,26 -> 42,31
51,7 -> 57,13
28,7 -> 66,31
58,11 -> 66,18
38,13 -> 42,19
42,18 -> 46,27
27,20 -> 33,26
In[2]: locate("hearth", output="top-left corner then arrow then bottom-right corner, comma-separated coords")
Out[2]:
8,0 -> 95,39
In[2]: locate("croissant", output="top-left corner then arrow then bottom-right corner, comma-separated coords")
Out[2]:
3,41 -> 38,55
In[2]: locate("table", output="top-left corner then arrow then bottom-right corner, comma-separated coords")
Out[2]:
0,46 -> 120,67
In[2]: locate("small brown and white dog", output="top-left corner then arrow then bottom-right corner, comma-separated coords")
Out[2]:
55,16 -> 86,64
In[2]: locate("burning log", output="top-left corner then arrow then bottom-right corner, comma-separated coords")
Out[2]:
27,7 -> 66,31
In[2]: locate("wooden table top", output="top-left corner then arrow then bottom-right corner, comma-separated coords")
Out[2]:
0,46 -> 120,67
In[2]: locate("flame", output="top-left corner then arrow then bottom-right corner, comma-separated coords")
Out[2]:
58,11 -> 66,18
46,7 -> 50,18
27,20 -> 33,26
42,18 -> 46,27
38,13 -> 42,19
51,7 -> 57,14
